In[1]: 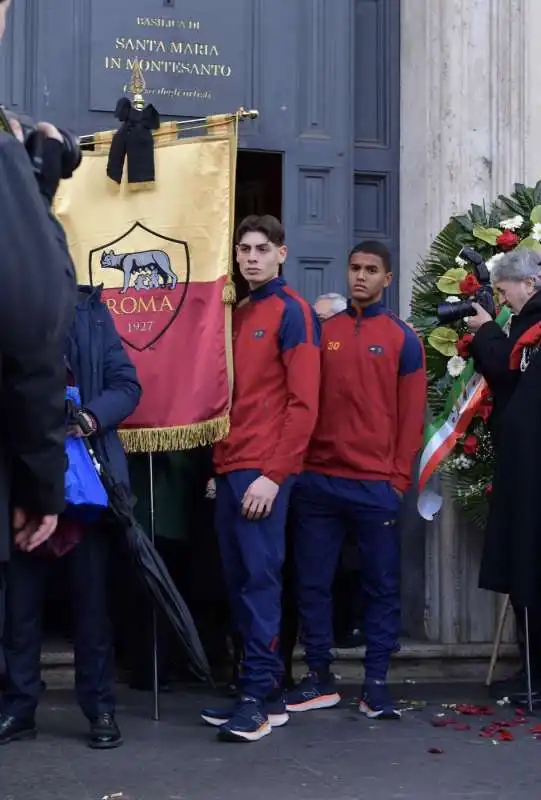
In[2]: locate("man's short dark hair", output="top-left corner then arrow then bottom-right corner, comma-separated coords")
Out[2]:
348,240 -> 391,273
236,215 -> 285,247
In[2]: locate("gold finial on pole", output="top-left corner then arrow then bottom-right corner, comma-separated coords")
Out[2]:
129,59 -> 146,110
237,107 -> 259,121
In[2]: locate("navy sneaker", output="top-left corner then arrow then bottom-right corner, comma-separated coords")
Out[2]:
201,689 -> 289,728
286,671 -> 341,712
358,680 -> 401,720
216,695 -> 272,742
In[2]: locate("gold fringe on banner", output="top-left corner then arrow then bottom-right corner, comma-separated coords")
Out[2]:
120,416 -> 230,454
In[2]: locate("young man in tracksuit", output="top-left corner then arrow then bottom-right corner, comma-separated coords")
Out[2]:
287,241 -> 426,720
200,215 -> 320,742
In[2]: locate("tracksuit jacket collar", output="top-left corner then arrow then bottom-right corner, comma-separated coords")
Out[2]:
250,276 -> 286,301
346,299 -> 385,318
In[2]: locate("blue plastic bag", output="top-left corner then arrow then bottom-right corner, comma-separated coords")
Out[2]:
65,386 -> 109,522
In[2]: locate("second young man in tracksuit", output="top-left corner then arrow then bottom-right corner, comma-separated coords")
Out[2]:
287,241 -> 426,720
200,215 -> 320,742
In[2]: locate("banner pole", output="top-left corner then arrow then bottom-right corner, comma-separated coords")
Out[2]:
148,451 -> 160,722
79,108 -> 259,147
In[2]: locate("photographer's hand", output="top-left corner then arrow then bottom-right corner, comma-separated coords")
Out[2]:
8,117 -> 24,143
36,121 -> 64,143
467,302 -> 493,332
34,123 -> 65,206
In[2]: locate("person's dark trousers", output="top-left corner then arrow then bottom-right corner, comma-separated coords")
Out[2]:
292,472 -> 401,682
511,598 -> 541,678
215,469 -> 294,699
2,529 -> 115,722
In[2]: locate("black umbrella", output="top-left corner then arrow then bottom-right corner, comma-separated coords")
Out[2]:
71,407 -> 213,686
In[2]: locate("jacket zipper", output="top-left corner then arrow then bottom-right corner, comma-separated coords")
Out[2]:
354,312 -> 362,336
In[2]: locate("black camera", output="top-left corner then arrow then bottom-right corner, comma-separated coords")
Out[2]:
437,246 -> 496,325
0,105 -> 81,180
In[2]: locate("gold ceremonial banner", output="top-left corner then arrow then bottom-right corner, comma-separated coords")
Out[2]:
55,116 -> 239,452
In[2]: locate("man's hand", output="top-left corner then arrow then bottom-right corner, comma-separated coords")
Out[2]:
13,507 -> 58,552
36,121 -> 64,143
8,117 -> 24,143
467,303 -> 493,332
68,410 -> 97,439
241,476 -> 279,521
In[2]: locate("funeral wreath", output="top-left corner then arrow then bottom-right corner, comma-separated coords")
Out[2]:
411,182 -> 541,526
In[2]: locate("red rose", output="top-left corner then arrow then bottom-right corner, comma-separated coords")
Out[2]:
485,483 -> 493,496
462,434 -> 478,455
456,333 -> 474,359
459,274 -> 481,296
496,230 -> 520,251
477,401 -> 493,423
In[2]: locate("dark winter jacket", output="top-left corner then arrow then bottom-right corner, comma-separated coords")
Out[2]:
0,134 -> 76,563
471,293 -> 541,450
471,292 -> 541,606
67,286 -> 141,488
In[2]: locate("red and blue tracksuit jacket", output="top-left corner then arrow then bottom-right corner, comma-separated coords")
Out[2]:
214,277 -> 321,484
305,300 -> 427,493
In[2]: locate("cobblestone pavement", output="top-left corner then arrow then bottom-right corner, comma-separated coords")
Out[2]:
1,682 -> 539,800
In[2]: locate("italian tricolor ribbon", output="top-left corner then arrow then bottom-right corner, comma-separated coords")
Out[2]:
418,307 -> 511,510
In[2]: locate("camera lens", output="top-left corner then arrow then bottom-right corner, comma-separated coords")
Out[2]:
58,129 -> 82,180
437,300 -> 475,325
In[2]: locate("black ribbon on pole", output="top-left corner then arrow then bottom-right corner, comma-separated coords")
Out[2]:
107,97 -> 160,185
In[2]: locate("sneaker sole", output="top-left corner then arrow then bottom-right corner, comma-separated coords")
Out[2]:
217,721 -> 272,742
0,728 -> 37,745
202,712 -> 289,728
358,701 -> 401,720
286,693 -> 341,712
88,736 -> 124,750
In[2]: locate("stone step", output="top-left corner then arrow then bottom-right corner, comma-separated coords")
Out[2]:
40,640 -> 519,687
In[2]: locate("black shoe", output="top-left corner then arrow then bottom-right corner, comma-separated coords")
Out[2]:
88,714 -> 123,749
489,669 -> 541,700
0,713 -> 36,745
509,678 -> 541,707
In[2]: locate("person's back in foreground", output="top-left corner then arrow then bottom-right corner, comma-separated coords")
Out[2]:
0,0 -> 76,592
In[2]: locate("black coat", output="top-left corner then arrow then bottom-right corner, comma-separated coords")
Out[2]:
471,292 -> 541,606
0,134 -> 76,563
67,287 -> 142,487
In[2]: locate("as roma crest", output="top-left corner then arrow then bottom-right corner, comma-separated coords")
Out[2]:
89,222 -> 190,351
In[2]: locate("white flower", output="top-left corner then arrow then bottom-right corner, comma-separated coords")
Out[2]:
500,215 -> 523,231
454,455 -> 474,470
455,256 -> 467,267
446,296 -> 461,303
486,252 -> 505,272
447,355 -> 467,378
532,223 -> 541,241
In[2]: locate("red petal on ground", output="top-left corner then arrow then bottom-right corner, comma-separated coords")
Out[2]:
456,704 -> 494,716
